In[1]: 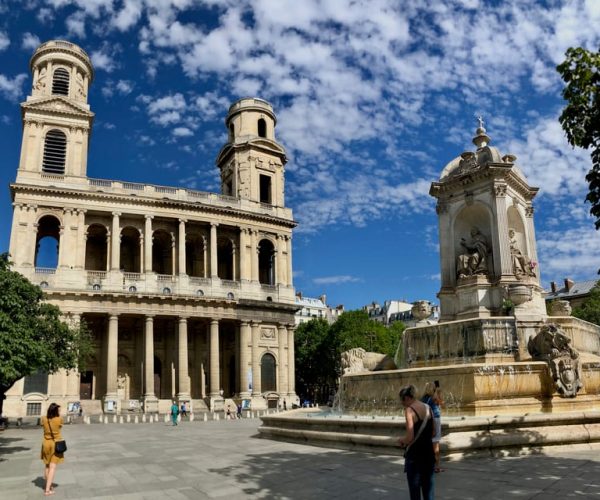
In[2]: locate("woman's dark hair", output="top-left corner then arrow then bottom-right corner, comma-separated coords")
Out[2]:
47,403 -> 60,419
399,385 -> 417,400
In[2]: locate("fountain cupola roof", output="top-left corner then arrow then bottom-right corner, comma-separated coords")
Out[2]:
439,117 -> 525,182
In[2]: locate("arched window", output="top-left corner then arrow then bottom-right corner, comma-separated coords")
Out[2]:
186,234 -> 205,278
258,118 -> 267,138
85,224 -> 108,271
229,123 -> 234,141
152,230 -> 173,275
42,129 -> 67,174
258,239 -> 275,285
261,353 -> 277,392
120,227 -> 141,273
35,215 -> 61,269
52,68 -> 70,95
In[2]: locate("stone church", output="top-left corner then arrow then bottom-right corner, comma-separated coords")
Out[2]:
5,40 -> 299,418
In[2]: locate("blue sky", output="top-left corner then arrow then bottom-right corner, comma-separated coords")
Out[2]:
0,0 -> 599,310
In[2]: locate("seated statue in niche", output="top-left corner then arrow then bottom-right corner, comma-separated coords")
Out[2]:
456,226 -> 490,278
509,228 -> 536,278
527,323 -> 583,398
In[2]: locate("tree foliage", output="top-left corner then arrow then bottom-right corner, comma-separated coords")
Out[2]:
557,47 -> 600,232
294,311 -> 405,404
0,253 -> 92,412
572,281 -> 600,326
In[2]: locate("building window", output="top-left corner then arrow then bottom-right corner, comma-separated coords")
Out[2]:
128,285 -> 137,292
52,68 -> 70,96
261,353 -> 276,391
24,371 -> 48,394
258,239 -> 275,285
259,174 -> 272,204
42,129 -> 67,174
227,292 -> 234,300
258,118 -> 267,138
26,403 -> 42,416
163,287 -> 171,294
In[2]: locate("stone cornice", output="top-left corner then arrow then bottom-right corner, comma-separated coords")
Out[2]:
216,138 -> 287,167
430,163 -> 538,201
21,96 -> 94,122
10,182 -> 298,229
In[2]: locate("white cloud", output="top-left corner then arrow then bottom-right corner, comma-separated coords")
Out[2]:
0,73 -> 28,102
66,11 -> 86,38
172,127 -> 193,137
116,80 -> 133,95
112,0 -> 143,31
0,31 -> 9,51
90,44 -> 118,72
21,33 -> 40,51
313,275 -> 361,285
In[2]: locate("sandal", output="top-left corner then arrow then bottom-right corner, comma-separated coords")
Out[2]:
44,491 -> 55,496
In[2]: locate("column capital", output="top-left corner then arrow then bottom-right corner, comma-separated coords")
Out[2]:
240,320 -> 250,327
179,316 -> 189,323
145,314 -> 155,320
145,214 -> 154,220
210,318 -> 220,326
179,218 -> 187,224
211,222 -> 219,227
250,320 -> 261,327
112,212 -> 121,217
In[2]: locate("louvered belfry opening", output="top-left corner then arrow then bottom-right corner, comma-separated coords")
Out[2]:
52,68 -> 70,95
42,129 -> 67,174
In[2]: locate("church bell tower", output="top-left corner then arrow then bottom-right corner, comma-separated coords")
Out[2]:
216,98 -> 286,207
17,40 -> 94,182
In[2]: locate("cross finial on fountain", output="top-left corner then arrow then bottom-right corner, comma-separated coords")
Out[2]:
472,114 -> 491,148
477,115 -> 485,130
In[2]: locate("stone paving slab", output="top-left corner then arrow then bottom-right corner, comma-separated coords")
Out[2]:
1,419 -> 600,499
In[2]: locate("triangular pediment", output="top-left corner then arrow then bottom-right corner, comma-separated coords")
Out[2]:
21,96 -> 94,118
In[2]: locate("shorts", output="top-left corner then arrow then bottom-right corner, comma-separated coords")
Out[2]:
432,417 -> 442,443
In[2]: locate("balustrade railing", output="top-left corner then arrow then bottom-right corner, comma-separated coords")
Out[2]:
221,279 -> 240,288
157,274 -> 175,282
35,267 -> 56,274
123,272 -> 142,281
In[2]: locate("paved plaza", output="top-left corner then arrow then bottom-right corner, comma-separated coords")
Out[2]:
1,418 -> 600,499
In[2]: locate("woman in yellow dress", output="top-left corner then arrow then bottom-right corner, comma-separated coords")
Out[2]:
40,403 -> 64,496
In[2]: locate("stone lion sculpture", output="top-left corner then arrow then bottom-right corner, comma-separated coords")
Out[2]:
341,347 -> 397,375
527,323 -> 582,397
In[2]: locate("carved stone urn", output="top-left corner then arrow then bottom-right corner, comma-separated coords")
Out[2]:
507,284 -> 532,306
411,301 -> 432,322
550,300 -> 572,317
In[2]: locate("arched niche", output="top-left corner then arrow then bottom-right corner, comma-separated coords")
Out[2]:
261,352 -> 277,392
186,233 -> 205,278
120,226 -> 141,273
507,205 -> 528,255
258,238 -> 276,285
85,224 -> 108,271
453,203 -> 493,278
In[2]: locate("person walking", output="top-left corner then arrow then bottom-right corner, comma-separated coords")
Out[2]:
40,403 -> 64,496
180,402 -> 187,418
170,401 -> 179,426
398,385 -> 435,500
421,382 -> 444,473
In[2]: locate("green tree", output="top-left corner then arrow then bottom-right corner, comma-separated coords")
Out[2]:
572,282 -> 600,326
0,253 -> 92,414
330,310 -> 398,357
294,318 -> 335,404
557,47 -> 600,232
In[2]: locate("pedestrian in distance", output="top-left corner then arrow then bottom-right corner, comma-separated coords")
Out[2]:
40,403 -> 64,496
181,402 -> 187,417
421,381 -> 444,473
236,404 -> 242,419
170,401 -> 179,426
226,405 -> 232,420
398,385 -> 435,500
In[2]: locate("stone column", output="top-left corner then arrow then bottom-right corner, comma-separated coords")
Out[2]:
492,183 -> 513,276
277,325 -> 288,395
250,230 -> 259,282
232,242 -> 237,281
177,317 -> 191,400
8,203 -> 23,265
170,233 -> 176,276
210,223 -> 218,278
525,205 -> 540,284
286,236 -> 293,287
251,321 -> 261,395
104,314 -> 119,410
202,238 -> 208,278
25,205 -> 38,267
57,215 -> 68,269
66,314 -> 81,396
110,212 -> 121,271
238,321 -> 251,398
287,324 -> 297,397
239,228 -> 249,281
276,235 -> 285,285
209,319 -> 220,396
144,215 -> 153,273
143,315 -> 158,412
139,235 -> 144,273
178,219 -> 186,275
76,209 -> 86,269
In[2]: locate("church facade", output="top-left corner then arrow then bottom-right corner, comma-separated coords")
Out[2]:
5,40 -> 299,418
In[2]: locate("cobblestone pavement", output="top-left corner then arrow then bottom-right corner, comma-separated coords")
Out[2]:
1,418 -> 600,499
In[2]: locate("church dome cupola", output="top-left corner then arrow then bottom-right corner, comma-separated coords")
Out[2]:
226,97 -> 277,143
29,40 -> 94,104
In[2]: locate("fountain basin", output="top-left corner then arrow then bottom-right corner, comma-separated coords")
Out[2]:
259,409 -> 600,458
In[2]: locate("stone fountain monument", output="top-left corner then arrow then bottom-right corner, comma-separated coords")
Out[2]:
260,121 -> 600,456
